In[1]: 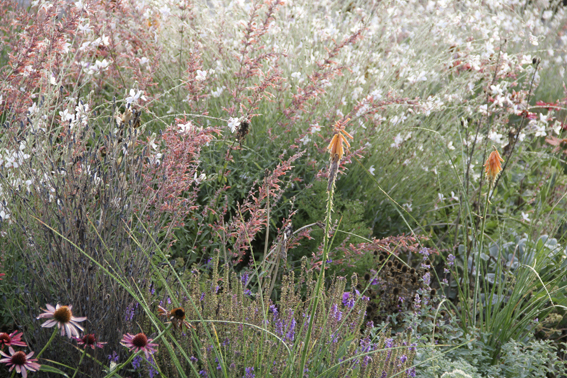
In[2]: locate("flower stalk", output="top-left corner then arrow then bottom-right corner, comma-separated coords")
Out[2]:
300,120 -> 351,374
36,329 -> 57,360
71,347 -> 87,378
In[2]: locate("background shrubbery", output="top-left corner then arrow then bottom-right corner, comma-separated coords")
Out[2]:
1,0 -> 567,377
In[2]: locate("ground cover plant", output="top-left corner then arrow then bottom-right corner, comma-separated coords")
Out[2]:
1,0 -> 567,376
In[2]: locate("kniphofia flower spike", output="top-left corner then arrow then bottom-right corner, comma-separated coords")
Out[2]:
484,147 -> 504,186
327,119 -> 353,162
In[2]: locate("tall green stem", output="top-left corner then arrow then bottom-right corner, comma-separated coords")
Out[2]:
472,190 -> 491,329
299,183 -> 335,375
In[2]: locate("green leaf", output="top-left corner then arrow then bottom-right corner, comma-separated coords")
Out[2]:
40,365 -> 70,377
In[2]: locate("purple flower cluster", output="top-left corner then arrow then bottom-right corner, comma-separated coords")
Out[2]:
274,309 -> 296,342
330,303 -> 343,322
241,272 -> 250,286
269,304 -> 278,317
108,351 -> 119,363
447,254 -> 455,266
244,367 -> 255,378
414,294 -> 421,310
132,355 -> 142,370
422,272 -> 431,286
342,292 -> 355,309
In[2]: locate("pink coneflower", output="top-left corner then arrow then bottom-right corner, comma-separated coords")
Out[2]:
120,333 -> 158,359
73,334 -> 107,350
36,304 -> 87,338
0,347 -> 41,378
0,331 -> 27,349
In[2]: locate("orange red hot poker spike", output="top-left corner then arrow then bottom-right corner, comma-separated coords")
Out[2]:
326,120 -> 353,191
327,121 -> 353,162
484,147 -> 504,187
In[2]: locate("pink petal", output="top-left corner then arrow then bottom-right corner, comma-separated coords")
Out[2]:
46,304 -> 56,312
41,319 -> 57,328
72,316 -> 87,322
70,321 -> 84,331
64,323 -> 73,337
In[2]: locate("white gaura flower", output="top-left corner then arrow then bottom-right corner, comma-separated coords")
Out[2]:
125,89 -> 146,105
196,70 -> 207,81
178,122 -> 193,134
534,124 -> 546,137
228,117 -> 240,133
521,212 -> 530,223
211,87 -> 224,97
391,133 -> 404,148
488,131 -> 504,144
368,165 -> 375,176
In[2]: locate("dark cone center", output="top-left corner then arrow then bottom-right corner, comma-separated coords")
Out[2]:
132,333 -> 148,348
84,334 -> 96,345
12,351 -> 27,365
0,333 -> 10,344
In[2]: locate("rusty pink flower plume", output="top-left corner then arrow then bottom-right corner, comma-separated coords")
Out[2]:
37,304 -> 87,338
